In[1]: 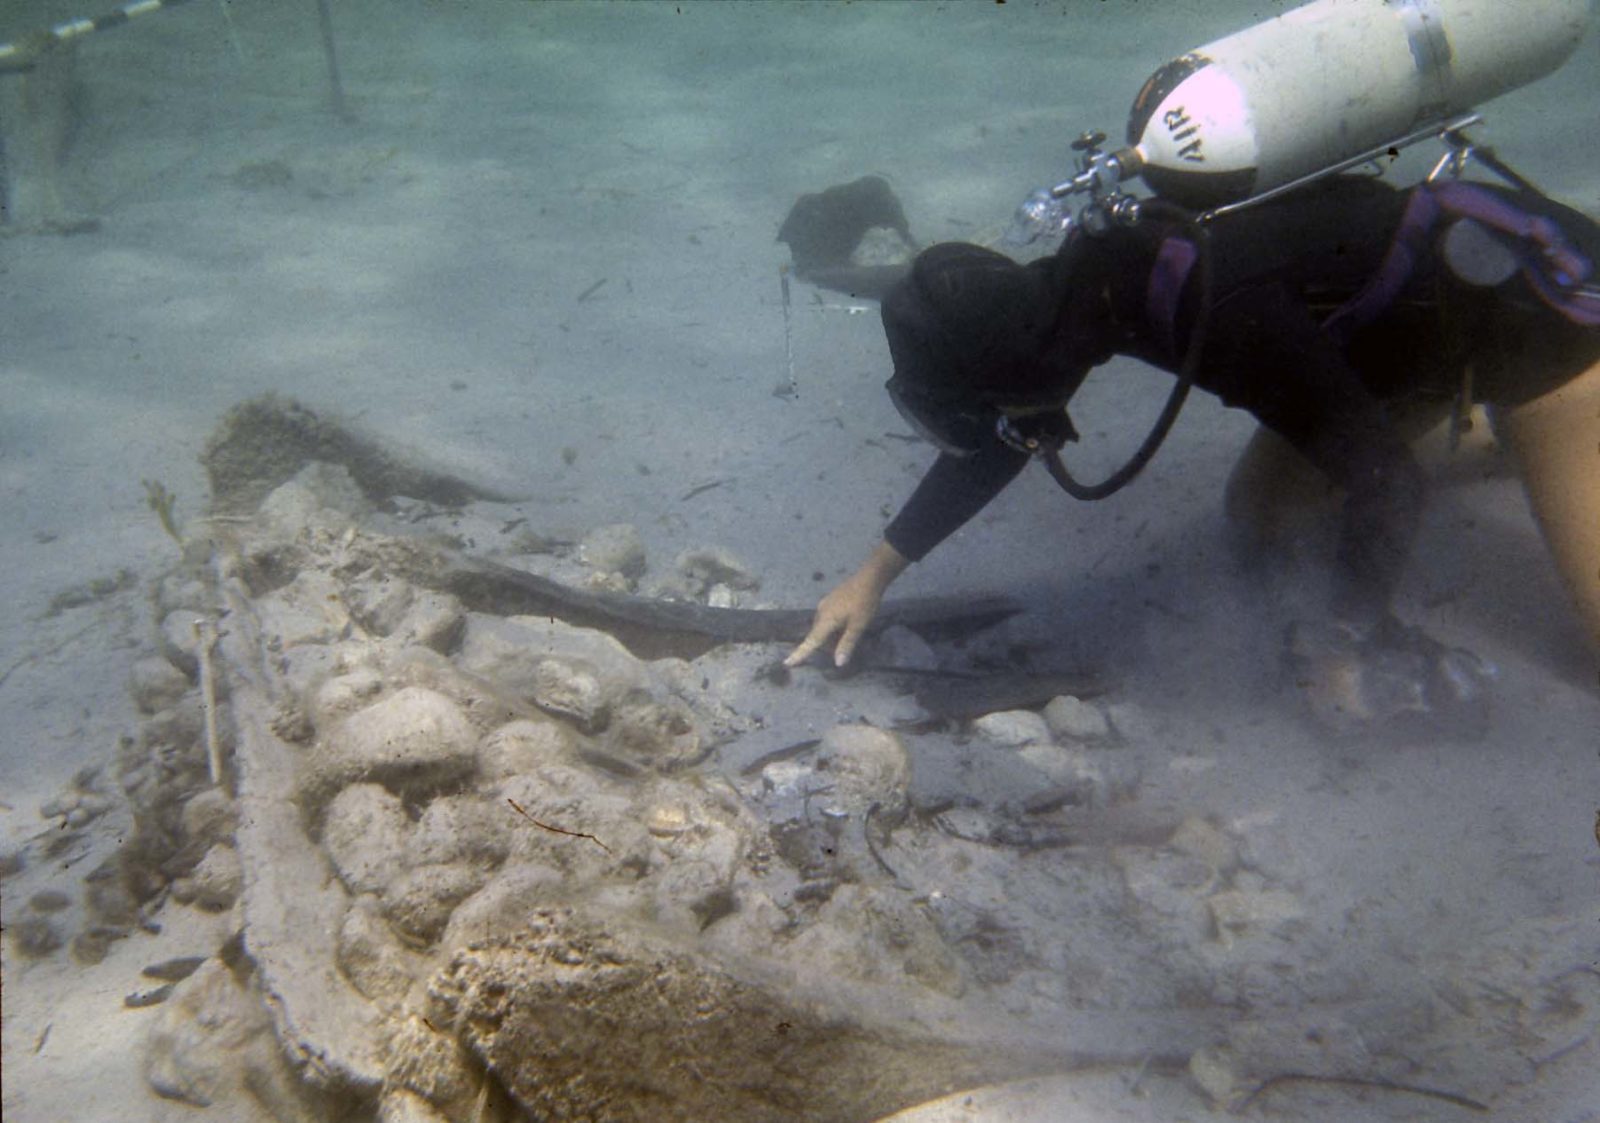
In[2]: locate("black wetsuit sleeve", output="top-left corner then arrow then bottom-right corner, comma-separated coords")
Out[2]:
883,439 -> 1031,563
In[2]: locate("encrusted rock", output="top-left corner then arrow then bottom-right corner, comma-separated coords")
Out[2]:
8,913 -> 63,958
338,895 -> 428,1007
1207,885 -> 1307,946
312,668 -> 386,727
388,590 -> 465,655
406,794 -> 509,868
143,961 -> 266,1105
343,575 -> 416,637
578,523 -> 647,581
180,789 -> 240,852
1188,1044 -> 1242,1106
458,614 -> 655,730
384,1013 -> 479,1116
424,908 -> 1030,1122
258,461 -> 371,535
183,844 -> 242,911
530,657 -> 608,730
1041,694 -> 1110,741
323,783 -> 411,894
1168,816 -> 1239,875
253,570 -> 351,649
605,697 -> 702,772
815,724 -> 912,821
129,657 -> 194,715
972,710 -> 1051,747
300,686 -> 479,813
674,547 -> 759,596
440,865 -> 566,949
477,719 -> 574,781
379,1088 -> 455,1123
1114,846 -> 1215,941
384,862 -> 489,946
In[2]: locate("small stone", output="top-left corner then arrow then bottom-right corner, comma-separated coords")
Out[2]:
40,792 -> 79,819
86,875 -> 143,927
338,895 -> 426,1006
78,793 -> 113,817
816,724 -> 911,821
323,783 -> 411,895
29,888 -> 72,913
0,848 -> 24,880
406,794 -> 508,868
531,658 -> 608,731
675,547 -> 759,596
1168,817 -> 1238,874
607,698 -> 701,772
579,523 -> 647,581
390,591 -> 465,655
379,1088 -> 455,1123
142,959 -> 274,1108
383,863 -> 487,946
344,576 -> 416,637
1207,887 -> 1306,946
181,790 -> 240,852
1188,1045 -> 1241,1105
72,926 -> 126,965
188,844 -> 242,911
585,570 -> 634,594
301,686 -> 479,812
478,719 -> 574,780
129,657 -> 194,715
313,669 -> 386,724
971,710 -> 1051,746
1042,695 -> 1110,741
9,914 -> 63,958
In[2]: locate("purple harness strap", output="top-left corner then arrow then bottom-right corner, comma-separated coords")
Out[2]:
1323,180 -> 1600,341
1146,235 -> 1199,356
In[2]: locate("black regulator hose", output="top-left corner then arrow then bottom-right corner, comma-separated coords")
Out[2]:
1042,199 -> 1215,501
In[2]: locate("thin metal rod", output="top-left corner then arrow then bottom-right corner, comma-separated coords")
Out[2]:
1201,112 -> 1483,223
314,0 -> 347,119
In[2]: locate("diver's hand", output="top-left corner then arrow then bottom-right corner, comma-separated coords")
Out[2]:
785,541 -> 909,668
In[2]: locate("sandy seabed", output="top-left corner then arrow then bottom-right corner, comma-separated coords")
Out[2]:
2,2 -> 1598,1121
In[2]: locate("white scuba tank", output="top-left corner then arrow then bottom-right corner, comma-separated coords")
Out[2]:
1124,0 -> 1593,208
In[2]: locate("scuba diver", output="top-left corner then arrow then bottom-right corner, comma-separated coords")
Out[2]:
780,168 -> 1600,730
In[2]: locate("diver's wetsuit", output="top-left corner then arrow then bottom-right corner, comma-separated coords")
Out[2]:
881,176 -> 1600,625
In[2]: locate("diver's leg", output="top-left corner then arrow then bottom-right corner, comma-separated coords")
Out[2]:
1495,357 -> 1600,653
1222,425 -> 1332,558
1223,401 -> 1452,577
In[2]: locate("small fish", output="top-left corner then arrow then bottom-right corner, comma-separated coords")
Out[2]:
142,955 -> 207,982
124,984 -> 176,1008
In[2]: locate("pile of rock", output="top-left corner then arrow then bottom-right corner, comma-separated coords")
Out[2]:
120,461 -> 1073,1122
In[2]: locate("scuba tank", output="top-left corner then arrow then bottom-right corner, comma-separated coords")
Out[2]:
1002,0 -> 1593,501
1010,0 -> 1593,240
1127,0 -> 1592,209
